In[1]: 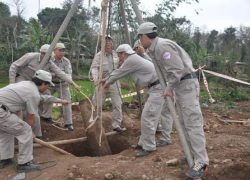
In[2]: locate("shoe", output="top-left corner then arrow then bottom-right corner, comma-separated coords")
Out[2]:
40,116 -> 53,124
131,144 -> 142,150
64,124 -> 74,131
135,149 -> 153,157
186,162 -> 207,179
17,161 -> 40,172
156,140 -> 172,147
113,127 -> 126,133
0,158 -> 14,169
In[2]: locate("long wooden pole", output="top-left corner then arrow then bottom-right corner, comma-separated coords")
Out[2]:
38,0 -> 82,70
119,0 -> 131,45
34,138 -> 73,156
33,131 -> 118,148
129,0 -> 143,24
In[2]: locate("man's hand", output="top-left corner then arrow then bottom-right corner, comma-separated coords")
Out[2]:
137,46 -> 145,56
93,79 -> 99,86
163,87 -> 173,97
72,82 -> 81,91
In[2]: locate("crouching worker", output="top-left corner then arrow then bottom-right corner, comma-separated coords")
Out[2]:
0,70 -> 68,172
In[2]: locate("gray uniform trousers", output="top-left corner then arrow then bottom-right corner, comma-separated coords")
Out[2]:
92,82 -> 122,129
175,79 -> 209,165
160,101 -> 173,143
40,84 -> 72,125
0,108 -> 33,164
138,84 -> 165,151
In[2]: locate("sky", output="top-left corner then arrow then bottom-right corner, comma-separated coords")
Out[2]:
2,0 -> 250,32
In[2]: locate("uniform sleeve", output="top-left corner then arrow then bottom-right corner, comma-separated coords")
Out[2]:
9,53 -> 32,83
40,95 -> 65,103
142,53 -> 152,61
106,59 -> 137,85
25,96 -> 40,116
49,61 -> 73,83
90,53 -> 100,80
157,44 -> 184,90
64,58 -> 73,79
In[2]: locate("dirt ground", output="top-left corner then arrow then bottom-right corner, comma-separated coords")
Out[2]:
1,101 -> 250,180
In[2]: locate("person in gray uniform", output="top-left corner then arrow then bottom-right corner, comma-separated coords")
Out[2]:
47,43 -> 74,131
0,70 -> 68,172
90,36 -> 124,132
137,22 -> 209,178
133,40 -> 173,147
8,44 -> 80,132
103,44 -> 165,157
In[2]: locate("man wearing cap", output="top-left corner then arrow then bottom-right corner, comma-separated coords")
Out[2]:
8,44 -> 80,133
103,44 -> 166,157
45,42 -> 74,131
137,22 -> 209,178
133,40 -> 174,148
0,70 -> 68,172
90,36 -> 124,132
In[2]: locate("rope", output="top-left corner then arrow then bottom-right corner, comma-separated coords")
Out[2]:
200,69 -> 216,103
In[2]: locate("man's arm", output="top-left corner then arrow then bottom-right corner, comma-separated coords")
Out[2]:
105,58 -> 136,86
40,94 -> 69,104
9,53 -> 34,83
90,53 -> 101,85
49,61 -> 80,90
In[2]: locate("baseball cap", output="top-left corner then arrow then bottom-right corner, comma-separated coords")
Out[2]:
116,44 -> 135,55
105,35 -> 113,41
137,22 -> 157,35
40,44 -> 50,53
54,43 -> 65,49
33,70 -> 54,86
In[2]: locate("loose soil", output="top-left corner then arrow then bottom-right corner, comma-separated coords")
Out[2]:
1,101 -> 250,180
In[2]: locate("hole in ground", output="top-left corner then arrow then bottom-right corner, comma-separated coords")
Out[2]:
57,134 -> 130,157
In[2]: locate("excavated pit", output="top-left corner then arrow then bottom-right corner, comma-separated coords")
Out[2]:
56,134 -> 130,157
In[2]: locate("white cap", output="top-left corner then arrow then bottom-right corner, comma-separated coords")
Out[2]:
54,43 -> 65,49
137,22 -> 157,35
40,44 -> 50,53
33,70 -> 54,86
116,44 -> 135,54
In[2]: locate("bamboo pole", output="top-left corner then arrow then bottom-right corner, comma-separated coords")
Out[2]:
119,0 -> 131,45
33,131 -> 118,148
34,138 -> 73,156
38,0 -> 82,70
129,0 -> 143,24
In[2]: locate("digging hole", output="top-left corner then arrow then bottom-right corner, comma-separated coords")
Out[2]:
57,134 -> 130,157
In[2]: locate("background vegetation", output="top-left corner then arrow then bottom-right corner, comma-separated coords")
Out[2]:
0,0 -> 249,105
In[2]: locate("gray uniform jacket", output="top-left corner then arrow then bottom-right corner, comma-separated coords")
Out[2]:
106,53 -> 159,88
148,37 -> 195,90
91,50 -> 120,80
52,57 -> 72,84
0,81 -> 63,115
9,53 -> 73,84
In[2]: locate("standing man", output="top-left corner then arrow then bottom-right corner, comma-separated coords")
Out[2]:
103,44 -> 165,157
137,22 -> 209,178
90,36 -> 124,132
49,43 -> 73,131
9,44 -> 80,133
133,40 -> 173,147
0,70 -> 68,172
